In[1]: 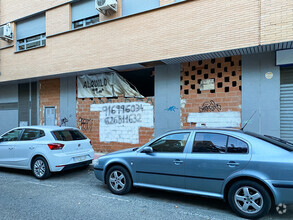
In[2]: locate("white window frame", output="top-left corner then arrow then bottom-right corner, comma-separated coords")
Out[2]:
17,33 -> 46,51
72,15 -> 100,29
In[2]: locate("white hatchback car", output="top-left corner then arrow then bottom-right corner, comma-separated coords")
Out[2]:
0,126 -> 94,179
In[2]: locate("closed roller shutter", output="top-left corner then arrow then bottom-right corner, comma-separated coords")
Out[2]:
280,67 -> 293,142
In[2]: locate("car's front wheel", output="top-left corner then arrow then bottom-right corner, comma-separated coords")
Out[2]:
106,165 -> 132,195
32,156 -> 51,179
228,180 -> 271,219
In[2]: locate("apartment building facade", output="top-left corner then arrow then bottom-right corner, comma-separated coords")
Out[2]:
0,0 -> 293,151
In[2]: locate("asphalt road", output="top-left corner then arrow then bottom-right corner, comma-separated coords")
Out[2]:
0,167 -> 292,220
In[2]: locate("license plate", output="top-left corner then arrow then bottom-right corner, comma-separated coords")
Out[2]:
75,156 -> 87,162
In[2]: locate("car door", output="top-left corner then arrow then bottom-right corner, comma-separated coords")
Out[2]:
0,129 -> 23,166
134,132 -> 192,189
185,132 -> 251,194
12,129 -> 44,167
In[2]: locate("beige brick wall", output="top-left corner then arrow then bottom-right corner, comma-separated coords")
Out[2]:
260,0 -> 293,44
46,4 -> 71,36
160,0 -> 175,6
0,0 -> 69,24
0,0 -> 260,83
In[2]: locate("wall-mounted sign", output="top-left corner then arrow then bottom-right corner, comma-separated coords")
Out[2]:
265,72 -> 273,79
77,72 -> 143,98
200,79 -> 215,91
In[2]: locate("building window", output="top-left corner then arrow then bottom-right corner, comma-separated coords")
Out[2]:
16,13 -> 46,52
71,0 -> 99,29
17,33 -> 46,51
73,15 -> 99,29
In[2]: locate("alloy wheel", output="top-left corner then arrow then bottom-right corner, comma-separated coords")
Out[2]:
109,170 -> 126,191
234,186 -> 264,214
34,159 -> 46,178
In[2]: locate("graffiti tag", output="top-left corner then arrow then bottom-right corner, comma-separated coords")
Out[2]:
79,117 -> 93,131
199,100 -> 221,112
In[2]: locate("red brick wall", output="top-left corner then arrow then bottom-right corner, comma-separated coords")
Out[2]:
39,79 -> 60,126
76,97 -> 154,152
180,56 -> 242,128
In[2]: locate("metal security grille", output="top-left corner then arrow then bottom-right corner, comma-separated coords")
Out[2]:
280,68 -> 293,142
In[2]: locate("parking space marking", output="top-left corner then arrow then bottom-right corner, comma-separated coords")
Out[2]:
178,210 -> 220,220
27,181 -> 57,188
91,194 -> 130,202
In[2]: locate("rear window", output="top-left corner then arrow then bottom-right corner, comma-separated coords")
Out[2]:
52,130 -> 87,141
246,131 -> 293,151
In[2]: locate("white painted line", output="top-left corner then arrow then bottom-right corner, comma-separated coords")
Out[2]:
178,210 -> 219,220
27,181 -> 57,188
91,194 -> 130,202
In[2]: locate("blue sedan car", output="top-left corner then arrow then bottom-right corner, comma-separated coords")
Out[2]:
94,129 -> 293,219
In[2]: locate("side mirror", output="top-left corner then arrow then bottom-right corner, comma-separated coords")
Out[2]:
141,146 -> 153,154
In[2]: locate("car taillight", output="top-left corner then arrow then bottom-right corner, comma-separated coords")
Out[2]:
48,143 -> 64,150
90,140 -> 92,146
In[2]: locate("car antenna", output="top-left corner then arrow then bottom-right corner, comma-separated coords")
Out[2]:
241,111 -> 257,131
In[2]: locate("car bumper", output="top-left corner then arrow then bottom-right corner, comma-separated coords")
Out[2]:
269,180 -> 293,205
49,149 -> 94,172
94,167 -> 104,182
61,160 -> 92,171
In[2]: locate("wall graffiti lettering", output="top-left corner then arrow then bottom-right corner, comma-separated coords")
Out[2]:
102,104 -> 143,125
79,117 -> 93,131
199,100 -> 221,112
90,102 -> 154,144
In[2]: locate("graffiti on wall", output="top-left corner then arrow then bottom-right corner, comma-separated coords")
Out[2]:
199,100 -> 221,113
165,106 -> 179,112
90,102 -> 153,144
79,117 -> 93,131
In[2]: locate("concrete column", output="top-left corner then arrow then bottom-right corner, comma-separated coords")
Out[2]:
242,52 -> 280,136
155,64 -> 181,136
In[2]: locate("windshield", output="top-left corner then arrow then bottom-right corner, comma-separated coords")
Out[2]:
246,131 -> 293,151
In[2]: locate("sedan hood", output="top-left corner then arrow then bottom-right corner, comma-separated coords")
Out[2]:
105,147 -> 139,156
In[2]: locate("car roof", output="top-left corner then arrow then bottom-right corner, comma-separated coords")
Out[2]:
15,126 -> 79,131
167,128 -> 244,133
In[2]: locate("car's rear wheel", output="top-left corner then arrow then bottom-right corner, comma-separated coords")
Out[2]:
32,157 -> 51,179
228,180 -> 271,219
106,165 -> 132,195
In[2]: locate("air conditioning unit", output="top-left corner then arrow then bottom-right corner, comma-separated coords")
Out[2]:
95,0 -> 117,16
0,23 -> 13,41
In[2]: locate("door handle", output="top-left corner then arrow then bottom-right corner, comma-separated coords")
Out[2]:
227,161 -> 239,167
173,159 -> 183,165
8,147 -> 13,150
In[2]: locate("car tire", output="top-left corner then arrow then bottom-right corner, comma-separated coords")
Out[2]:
228,180 -> 271,219
32,156 -> 51,180
106,165 -> 132,195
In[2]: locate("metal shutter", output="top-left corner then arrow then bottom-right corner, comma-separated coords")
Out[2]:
280,67 -> 293,142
